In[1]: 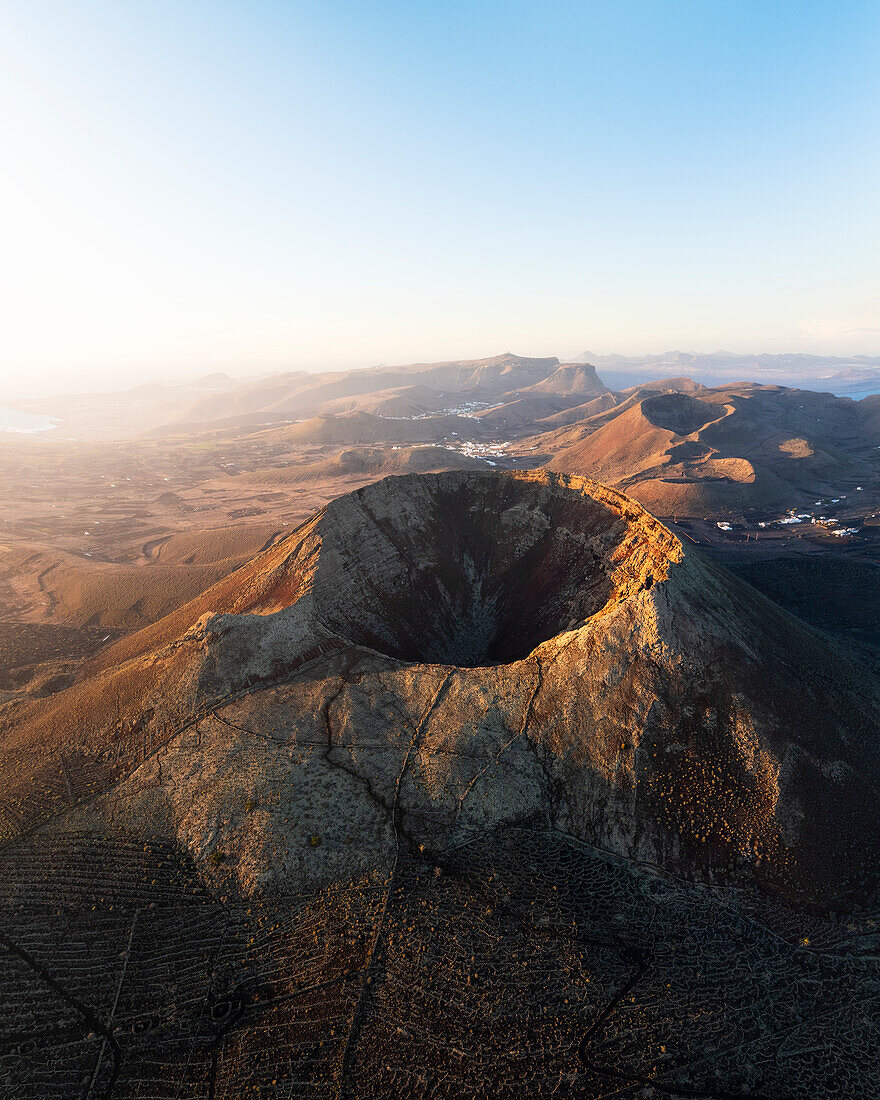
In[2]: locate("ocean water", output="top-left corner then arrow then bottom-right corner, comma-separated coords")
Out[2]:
834,388 -> 880,402
0,407 -> 59,433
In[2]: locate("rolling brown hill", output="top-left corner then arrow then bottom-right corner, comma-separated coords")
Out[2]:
548,384 -> 880,515
173,353 -> 567,431
0,523 -> 285,632
228,445 -> 491,485
260,410 -> 488,446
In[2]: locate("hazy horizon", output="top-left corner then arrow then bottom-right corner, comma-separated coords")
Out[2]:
1,1 -> 878,397
4,337 -> 880,401
4,344 -> 880,405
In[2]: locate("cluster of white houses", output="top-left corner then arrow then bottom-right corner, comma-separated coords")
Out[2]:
716,500 -> 862,538
763,504 -> 860,536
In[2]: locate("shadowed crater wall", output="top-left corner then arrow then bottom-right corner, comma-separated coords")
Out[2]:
311,473 -> 632,665
641,391 -> 721,434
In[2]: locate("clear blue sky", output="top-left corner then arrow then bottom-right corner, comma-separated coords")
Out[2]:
1,1 -> 878,394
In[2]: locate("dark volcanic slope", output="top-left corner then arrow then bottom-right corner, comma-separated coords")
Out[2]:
729,555 -> 880,649
1,471 -> 879,1098
3,824 -> 878,1098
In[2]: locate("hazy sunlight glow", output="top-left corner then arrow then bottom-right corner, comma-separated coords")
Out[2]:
0,0 -> 878,396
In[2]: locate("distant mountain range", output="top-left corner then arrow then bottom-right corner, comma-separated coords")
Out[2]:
6,349 -> 880,517
12,353 -> 609,439
576,350 -> 880,393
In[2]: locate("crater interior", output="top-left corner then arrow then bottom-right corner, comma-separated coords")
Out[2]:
312,472 -> 652,666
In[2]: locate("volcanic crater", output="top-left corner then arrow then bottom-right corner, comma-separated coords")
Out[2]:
310,473 -> 661,666
2,471 -> 880,1097
3,471 -> 879,908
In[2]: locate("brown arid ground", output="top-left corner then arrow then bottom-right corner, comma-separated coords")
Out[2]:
0,425 -> 512,694
0,469 -> 878,1097
3,354 -> 880,700
1,358 -> 880,1097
